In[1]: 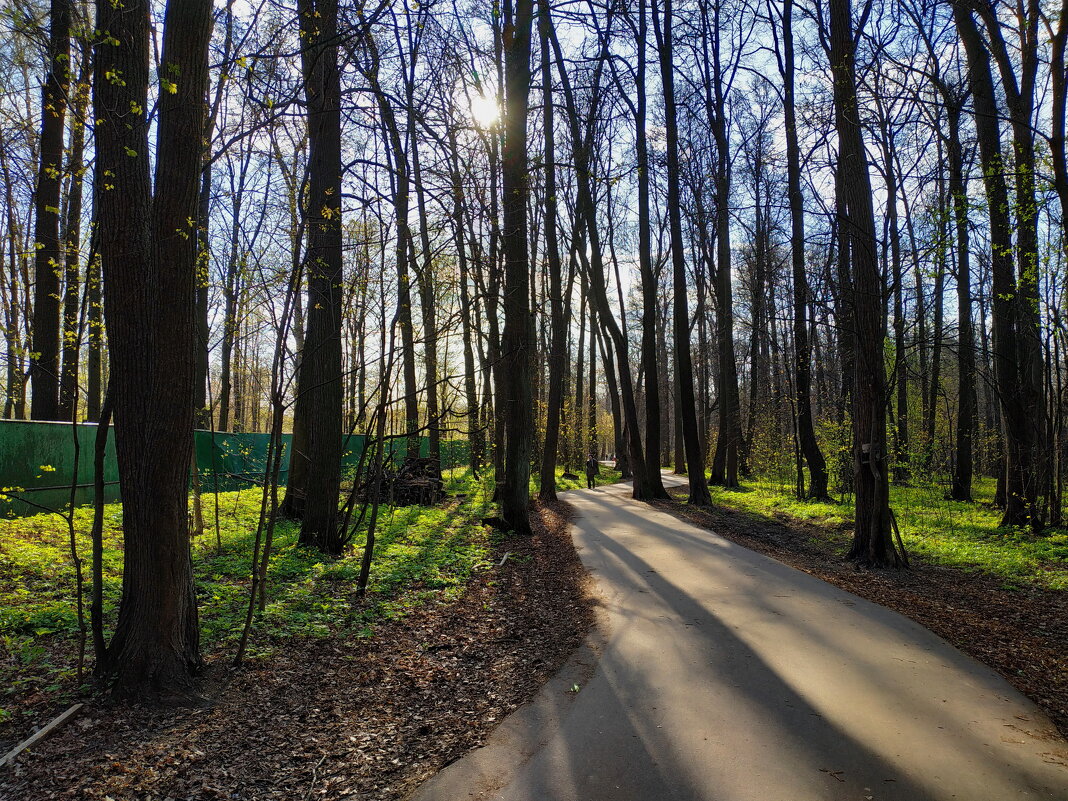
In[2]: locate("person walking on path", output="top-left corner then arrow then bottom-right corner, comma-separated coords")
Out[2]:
584,456 -> 600,489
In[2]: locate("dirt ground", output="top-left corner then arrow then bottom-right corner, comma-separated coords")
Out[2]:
655,488 -> 1068,741
0,500 -> 594,801
5,487 -> 1064,800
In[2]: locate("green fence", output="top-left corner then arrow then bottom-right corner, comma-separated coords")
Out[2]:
0,419 -> 469,518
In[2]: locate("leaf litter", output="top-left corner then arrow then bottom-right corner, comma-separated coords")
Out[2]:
0,500 -> 594,800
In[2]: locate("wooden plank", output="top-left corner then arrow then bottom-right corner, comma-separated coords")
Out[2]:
0,703 -> 83,768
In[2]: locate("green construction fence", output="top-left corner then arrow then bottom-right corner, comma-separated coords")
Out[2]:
0,419 -> 468,518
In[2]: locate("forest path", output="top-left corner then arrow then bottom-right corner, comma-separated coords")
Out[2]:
410,474 -> 1068,801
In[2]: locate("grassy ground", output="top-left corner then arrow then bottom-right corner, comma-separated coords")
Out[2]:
701,474 -> 1068,590
0,463 -> 621,733
443,462 -> 624,496
0,470 -> 490,729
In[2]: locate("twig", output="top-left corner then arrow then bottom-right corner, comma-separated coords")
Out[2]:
889,507 -> 910,568
303,753 -> 328,800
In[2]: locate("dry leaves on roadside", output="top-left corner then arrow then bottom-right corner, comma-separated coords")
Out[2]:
0,500 -> 593,801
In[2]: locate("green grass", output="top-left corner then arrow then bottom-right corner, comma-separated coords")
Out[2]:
542,463 -> 623,492
0,460 -> 625,723
442,463 -> 625,496
704,475 -> 1068,590
0,473 -> 498,718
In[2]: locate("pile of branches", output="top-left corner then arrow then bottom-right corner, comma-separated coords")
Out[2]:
359,457 -> 444,507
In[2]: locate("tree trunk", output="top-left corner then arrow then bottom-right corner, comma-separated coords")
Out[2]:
30,0 -> 71,421
924,177 -> 945,470
448,129 -> 484,477
194,159 -> 211,429
412,135 -> 442,478
634,0 -> 669,497
499,0 -> 535,533
881,122 -> 908,485
546,11 -> 655,500
781,0 -> 828,499
829,0 -> 899,567
292,0 -> 344,553
953,4 -> 1034,528
699,2 -> 743,489
654,0 -> 711,504
538,0 -> 566,500
58,53 -> 88,422
93,0 -> 212,697
945,100 -> 974,501
361,34 -> 420,467
85,244 -> 102,422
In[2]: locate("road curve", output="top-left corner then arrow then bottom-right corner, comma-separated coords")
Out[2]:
410,475 -> 1068,801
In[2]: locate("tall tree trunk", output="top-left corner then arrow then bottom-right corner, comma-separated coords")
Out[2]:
85,244 -> 102,422
634,0 -> 669,497
30,0 -> 71,421
2,148 -> 27,420
975,1 -> 1045,526
546,10 -> 656,499
499,0 -> 535,533
360,32 -> 420,467
924,176 -> 946,469
945,100 -> 974,501
654,0 -> 712,504
829,0 -> 899,567
598,321 -> 626,473
292,0 -> 344,552
448,130 -> 484,477
700,1 -> 743,489
94,0 -> 212,696
538,0 -> 567,500
953,3 -> 1034,528
657,297 -> 672,467
217,154 -> 248,434
59,51 -> 88,421
194,159 -> 211,429
412,136 -> 441,477
781,0 -> 828,499
588,304 -> 598,458
884,130 -> 909,484
574,282 -> 587,474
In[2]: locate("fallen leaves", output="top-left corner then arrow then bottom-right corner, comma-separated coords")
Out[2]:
0,500 -> 594,800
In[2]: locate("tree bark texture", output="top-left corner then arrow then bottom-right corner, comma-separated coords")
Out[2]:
93,0 -> 212,696
829,0 -> 899,566
30,0 -> 71,421
655,0 -> 712,504
500,0 -> 535,533
293,0 -> 345,552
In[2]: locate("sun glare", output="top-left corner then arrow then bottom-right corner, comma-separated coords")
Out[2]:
469,93 -> 500,128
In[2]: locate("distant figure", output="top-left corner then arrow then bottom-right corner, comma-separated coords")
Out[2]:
585,456 -> 600,489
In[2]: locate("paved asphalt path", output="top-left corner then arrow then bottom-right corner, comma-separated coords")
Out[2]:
410,475 -> 1068,801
